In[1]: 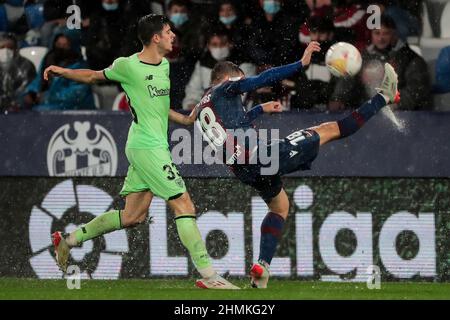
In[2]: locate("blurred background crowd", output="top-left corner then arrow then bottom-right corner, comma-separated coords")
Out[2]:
1,0 -> 450,113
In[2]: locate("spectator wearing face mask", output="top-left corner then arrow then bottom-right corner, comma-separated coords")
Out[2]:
0,33 -> 36,112
182,28 -> 256,110
82,0 -> 128,70
165,0 -> 207,108
24,33 -> 95,110
248,0 -> 305,68
166,0 -> 206,62
215,0 -> 254,62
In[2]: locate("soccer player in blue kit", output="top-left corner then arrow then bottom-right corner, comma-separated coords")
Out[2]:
194,41 -> 399,288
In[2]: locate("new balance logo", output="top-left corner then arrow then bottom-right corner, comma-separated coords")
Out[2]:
145,75 -> 153,81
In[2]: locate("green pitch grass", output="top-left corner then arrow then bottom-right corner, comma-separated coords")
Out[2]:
0,279 -> 449,300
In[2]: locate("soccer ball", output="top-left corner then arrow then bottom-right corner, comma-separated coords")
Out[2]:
325,42 -> 362,77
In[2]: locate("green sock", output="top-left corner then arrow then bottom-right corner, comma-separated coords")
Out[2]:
69,210 -> 122,246
175,215 -> 215,278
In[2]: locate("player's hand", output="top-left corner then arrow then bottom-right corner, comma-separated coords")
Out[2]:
261,101 -> 282,113
301,41 -> 321,67
44,65 -> 66,81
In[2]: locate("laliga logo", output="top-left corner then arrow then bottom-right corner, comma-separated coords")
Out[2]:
29,180 -> 128,279
47,121 -> 117,176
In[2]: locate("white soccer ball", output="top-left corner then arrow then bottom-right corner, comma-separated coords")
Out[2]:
325,42 -> 362,77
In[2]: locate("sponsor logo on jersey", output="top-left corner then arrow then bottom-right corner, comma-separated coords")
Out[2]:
148,85 -> 170,98
47,121 -> 117,176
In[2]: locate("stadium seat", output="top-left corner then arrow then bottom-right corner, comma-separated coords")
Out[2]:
93,92 -> 101,109
409,44 -> 423,57
440,2 -> 450,38
24,3 -> 45,29
92,84 -> 120,110
81,46 -> 87,61
421,2 -> 433,38
112,92 -> 126,111
305,64 -> 331,82
19,46 -> 48,70
417,37 -> 450,61
433,92 -> 450,111
4,2 -> 24,24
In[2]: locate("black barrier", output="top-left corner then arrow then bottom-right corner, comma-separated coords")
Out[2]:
1,110 -> 450,177
1,177 -> 448,281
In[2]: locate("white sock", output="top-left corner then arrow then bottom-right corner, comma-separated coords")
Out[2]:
65,232 -> 79,248
379,92 -> 390,104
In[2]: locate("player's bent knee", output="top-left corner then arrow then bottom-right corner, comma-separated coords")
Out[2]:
169,192 -> 196,216
268,191 -> 289,219
314,122 -> 340,145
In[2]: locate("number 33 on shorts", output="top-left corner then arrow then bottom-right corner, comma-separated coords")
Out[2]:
163,163 -> 181,181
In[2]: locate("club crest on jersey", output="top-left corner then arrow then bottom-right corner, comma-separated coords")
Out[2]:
47,121 -> 118,176
148,85 -> 170,98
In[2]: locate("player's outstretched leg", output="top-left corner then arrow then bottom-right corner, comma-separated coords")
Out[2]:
52,191 -> 152,273
250,189 -> 289,289
337,63 -> 398,139
311,63 -> 399,146
170,193 -> 240,290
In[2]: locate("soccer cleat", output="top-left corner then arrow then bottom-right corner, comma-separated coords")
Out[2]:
51,231 -> 70,273
376,63 -> 399,104
250,262 -> 270,289
195,274 -> 240,290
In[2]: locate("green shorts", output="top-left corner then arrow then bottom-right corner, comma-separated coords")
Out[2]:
120,148 -> 186,200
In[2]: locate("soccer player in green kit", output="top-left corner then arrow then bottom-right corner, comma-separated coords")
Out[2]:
43,14 -> 239,289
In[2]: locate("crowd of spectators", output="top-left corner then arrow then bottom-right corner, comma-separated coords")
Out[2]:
0,0 -> 449,113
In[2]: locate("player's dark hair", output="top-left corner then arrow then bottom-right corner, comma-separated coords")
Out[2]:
206,27 -> 231,43
380,14 -> 397,31
0,32 -> 18,48
138,14 -> 171,46
216,0 -> 242,19
168,0 -> 191,10
218,0 -> 239,11
211,61 -> 243,84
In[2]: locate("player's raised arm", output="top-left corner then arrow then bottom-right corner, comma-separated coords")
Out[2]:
168,107 -> 198,126
224,41 -> 321,95
243,101 -> 282,123
44,65 -> 106,84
